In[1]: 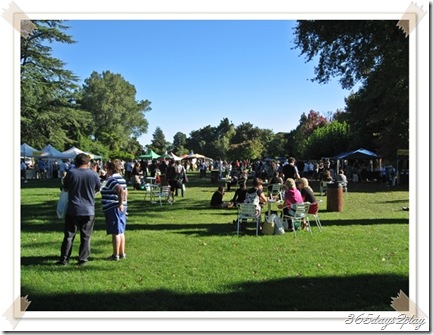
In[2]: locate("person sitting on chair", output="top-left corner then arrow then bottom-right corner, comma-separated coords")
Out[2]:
210,186 -> 233,209
269,171 -> 284,185
296,177 -> 318,214
231,182 -> 247,206
278,178 -> 303,214
278,178 -> 304,231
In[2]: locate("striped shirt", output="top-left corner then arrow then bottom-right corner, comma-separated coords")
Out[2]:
101,173 -> 127,211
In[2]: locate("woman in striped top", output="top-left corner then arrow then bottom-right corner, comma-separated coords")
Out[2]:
101,160 -> 128,261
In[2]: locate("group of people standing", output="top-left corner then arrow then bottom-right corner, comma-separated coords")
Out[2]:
56,154 -> 128,266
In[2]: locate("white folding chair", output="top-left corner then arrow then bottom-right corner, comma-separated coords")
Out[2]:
155,186 -> 171,206
282,202 -> 311,236
269,183 -> 283,201
236,203 -> 261,236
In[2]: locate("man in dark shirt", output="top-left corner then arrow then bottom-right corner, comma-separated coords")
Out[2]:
56,153 -> 101,266
210,186 -> 233,208
282,157 -> 300,181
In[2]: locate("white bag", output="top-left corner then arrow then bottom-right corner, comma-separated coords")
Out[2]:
56,191 -> 69,219
264,214 -> 285,235
272,214 -> 285,235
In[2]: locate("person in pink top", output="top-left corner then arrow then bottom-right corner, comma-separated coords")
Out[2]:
278,178 -> 303,216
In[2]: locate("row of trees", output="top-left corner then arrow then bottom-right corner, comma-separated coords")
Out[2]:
147,111 -> 352,161
21,20 -> 408,161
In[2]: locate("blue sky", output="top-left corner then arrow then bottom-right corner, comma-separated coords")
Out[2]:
51,20 -> 354,146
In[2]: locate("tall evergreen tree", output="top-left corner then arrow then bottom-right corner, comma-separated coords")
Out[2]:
21,20 -> 91,149
149,127 -> 169,154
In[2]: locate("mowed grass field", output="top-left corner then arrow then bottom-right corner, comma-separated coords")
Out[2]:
20,171 -> 409,311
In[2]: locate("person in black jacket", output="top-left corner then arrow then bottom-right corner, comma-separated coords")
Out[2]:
231,182 -> 247,206
282,157 -> 300,181
210,186 -> 233,209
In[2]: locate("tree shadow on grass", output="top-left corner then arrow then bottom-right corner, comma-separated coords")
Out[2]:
319,218 -> 409,226
20,215 -> 408,236
21,273 -> 408,312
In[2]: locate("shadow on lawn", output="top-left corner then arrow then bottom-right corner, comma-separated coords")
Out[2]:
21,272 -> 408,312
20,214 -> 408,236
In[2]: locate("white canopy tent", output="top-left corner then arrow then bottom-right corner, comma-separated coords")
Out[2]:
20,143 -> 40,157
62,146 -> 85,158
38,144 -> 70,179
169,152 -> 183,161
62,146 -> 103,160
40,144 -> 70,159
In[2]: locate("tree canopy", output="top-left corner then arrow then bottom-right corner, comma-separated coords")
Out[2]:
79,70 -> 151,152
293,20 -> 409,159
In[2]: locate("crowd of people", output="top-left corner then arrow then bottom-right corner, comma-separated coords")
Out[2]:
44,151 -> 403,263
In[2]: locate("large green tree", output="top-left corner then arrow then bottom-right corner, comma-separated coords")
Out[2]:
79,70 -> 151,152
184,119 -> 236,160
172,132 -> 188,156
293,20 -> 409,159
21,20 -> 91,149
303,120 -> 352,158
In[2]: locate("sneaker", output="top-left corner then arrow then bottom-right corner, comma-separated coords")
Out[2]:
119,253 -> 126,259
55,260 -> 68,266
77,260 -> 88,266
107,254 -> 119,261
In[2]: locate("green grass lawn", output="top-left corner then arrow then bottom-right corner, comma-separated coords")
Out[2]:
20,172 -> 409,311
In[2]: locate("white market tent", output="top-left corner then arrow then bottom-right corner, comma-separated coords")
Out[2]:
40,144 -> 70,159
169,152 -> 183,161
37,144 -> 69,179
62,146 -> 85,158
62,146 -> 103,160
20,143 -> 40,157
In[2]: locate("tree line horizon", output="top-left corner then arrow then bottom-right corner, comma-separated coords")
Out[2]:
21,20 -> 408,162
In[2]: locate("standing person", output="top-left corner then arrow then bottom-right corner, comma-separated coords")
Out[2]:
37,158 -> 47,180
59,160 -> 67,178
131,161 -> 142,190
282,157 -> 300,181
101,160 -> 128,261
199,161 -> 206,179
175,161 -> 186,197
56,153 -> 101,266
21,159 -> 27,183
166,160 -> 177,202
124,160 -> 133,182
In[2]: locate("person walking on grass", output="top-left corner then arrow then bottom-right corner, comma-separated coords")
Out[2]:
56,153 -> 101,266
101,160 -> 128,261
